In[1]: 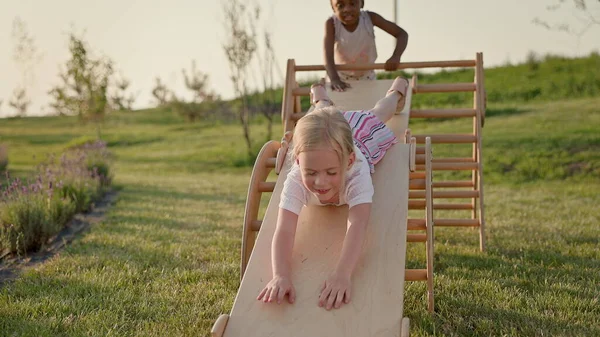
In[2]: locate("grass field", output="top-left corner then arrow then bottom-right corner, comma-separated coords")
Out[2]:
0,92 -> 599,336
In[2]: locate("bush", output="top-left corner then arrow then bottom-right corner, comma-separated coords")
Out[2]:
0,141 -> 112,255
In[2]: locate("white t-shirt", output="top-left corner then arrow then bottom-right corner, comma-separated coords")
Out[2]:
279,146 -> 374,215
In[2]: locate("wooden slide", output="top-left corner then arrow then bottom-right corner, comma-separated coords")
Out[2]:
212,79 -> 434,336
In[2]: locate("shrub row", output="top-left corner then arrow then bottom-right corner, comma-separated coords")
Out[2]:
0,141 -> 112,255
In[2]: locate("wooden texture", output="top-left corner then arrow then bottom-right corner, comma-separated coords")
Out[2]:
294,59 -> 476,71
325,79 -> 398,112
241,141 -> 280,277
224,143 -> 411,337
222,90 -> 412,336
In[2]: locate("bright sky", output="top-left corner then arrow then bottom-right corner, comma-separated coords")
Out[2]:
0,0 -> 598,117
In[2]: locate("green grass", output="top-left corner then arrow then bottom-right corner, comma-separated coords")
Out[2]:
0,93 -> 599,336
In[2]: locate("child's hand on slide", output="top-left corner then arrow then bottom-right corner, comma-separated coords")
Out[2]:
318,272 -> 351,310
385,56 -> 401,71
257,275 -> 296,304
330,78 -> 351,92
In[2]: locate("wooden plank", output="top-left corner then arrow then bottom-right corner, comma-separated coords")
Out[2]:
281,60 -> 296,133
405,269 -> 427,281
407,234 -> 426,242
434,203 -> 474,210
325,79 -> 398,112
416,156 -> 474,164
223,144 -> 411,337
414,83 -> 476,93
257,182 -> 276,193
294,60 -> 476,72
434,219 -> 480,227
416,162 -> 479,171
407,219 -> 426,230
409,190 -> 479,199
433,181 -> 474,188
293,87 -> 310,97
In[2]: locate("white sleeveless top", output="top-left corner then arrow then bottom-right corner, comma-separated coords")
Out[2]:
332,10 -> 378,81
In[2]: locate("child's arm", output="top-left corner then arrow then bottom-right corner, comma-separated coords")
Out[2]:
324,17 -> 351,92
318,203 -> 371,310
368,12 -> 409,71
257,208 -> 299,304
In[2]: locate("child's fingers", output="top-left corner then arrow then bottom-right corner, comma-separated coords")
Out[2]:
289,286 -> 296,303
334,290 -> 345,308
262,287 -> 272,302
345,287 -> 352,303
319,285 -> 332,307
326,290 -> 337,310
277,287 -> 286,304
257,287 -> 267,300
268,287 -> 279,303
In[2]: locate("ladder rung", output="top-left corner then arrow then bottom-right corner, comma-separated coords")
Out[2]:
415,134 -> 477,144
415,147 -> 425,154
292,87 -> 310,96
409,179 -> 426,190
435,219 -> 480,227
291,112 -> 305,121
416,156 -> 474,165
410,190 -> 479,199
407,234 -> 427,242
405,269 -> 428,281
257,182 -> 276,192
433,180 -> 474,188
410,108 -> 476,118
416,162 -> 479,171
409,172 -> 426,179
408,200 -> 425,209
407,219 -> 426,230
294,60 -> 477,72
414,82 -> 476,93
434,203 -> 474,210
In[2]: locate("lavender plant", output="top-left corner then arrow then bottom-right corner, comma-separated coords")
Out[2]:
0,141 -> 112,254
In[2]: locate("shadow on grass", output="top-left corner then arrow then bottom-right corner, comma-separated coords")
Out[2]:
2,133 -> 77,146
120,183 -> 247,206
407,247 -> 600,336
105,136 -> 164,148
485,107 -> 531,119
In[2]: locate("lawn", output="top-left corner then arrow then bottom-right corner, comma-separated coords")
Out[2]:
0,96 -> 599,336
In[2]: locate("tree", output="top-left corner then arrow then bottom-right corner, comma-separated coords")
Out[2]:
222,0 -> 258,159
151,77 -> 171,107
8,87 -> 31,116
253,29 -> 283,141
48,31 -> 114,123
174,60 -> 219,122
533,0 -> 600,51
11,17 -> 40,117
110,73 -> 136,111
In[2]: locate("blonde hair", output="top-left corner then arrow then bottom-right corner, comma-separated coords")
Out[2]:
292,107 -> 355,187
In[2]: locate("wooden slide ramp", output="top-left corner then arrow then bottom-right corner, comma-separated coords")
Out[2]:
212,81 -> 413,336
